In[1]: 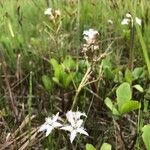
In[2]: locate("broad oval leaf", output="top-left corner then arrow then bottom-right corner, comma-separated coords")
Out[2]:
142,125 -> 150,150
116,82 -> 132,111
132,67 -> 143,80
100,143 -> 112,150
104,98 -> 120,115
125,68 -> 133,84
120,100 -> 140,114
104,97 -> 113,111
86,144 -> 96,150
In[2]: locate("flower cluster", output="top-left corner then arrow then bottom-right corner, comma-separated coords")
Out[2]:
39,110 -> 88,143
121,13 -> 142,26
44,8 -> 61,21
83,29 -> 99,45
82,29 -> 99,62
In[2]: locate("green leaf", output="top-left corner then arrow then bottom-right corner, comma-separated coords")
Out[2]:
103,67 -> 113,80
133,84 -> 144,93
145,87 -> 150,101
102,57 -> 112,69
64,72 -> 75,88
102,58 -> 113,79
50,58 -> 61,79
52,77 -> 62,87
63,55 -> 75,70
86,144 -> 96,150
142,125 -> 150,150
42,75 -> 52,91
125,68 -> 133,84
100,143 -> 112,150
50,56 -> 76,88
116,82 -> 132,111
104,97 -> 113,110
120,100 -> 140,114
114,70 -> 123,83
132,67 -> 143,80
104,98 -> 119,115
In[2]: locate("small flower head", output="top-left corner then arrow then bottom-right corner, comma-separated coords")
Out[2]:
55,10 -> 61,18
121,18 -> 130,25
61,110 -> 88,143
135,17 -> 142,26
107,19 -> 113,24
44,8 -> 61,21
126,13 -> 132,18
44,8 -> 52,16
83,29 -> 99,45
39,112 -> 62,137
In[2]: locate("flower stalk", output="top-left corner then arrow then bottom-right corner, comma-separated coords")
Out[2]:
71,65 -> 92,110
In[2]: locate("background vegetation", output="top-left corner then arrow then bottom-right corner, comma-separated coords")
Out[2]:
0,0 -> 150,149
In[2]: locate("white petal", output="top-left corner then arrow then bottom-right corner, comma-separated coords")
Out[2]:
108,19 -> 113,24
61,126 -> 73,132
52,112 -> 59,122
77,127 -> 89,136
135,17 -> 141,26
76,119 -> 83,128
83,29 -> 98,44
53,122 -> 62,128
83,36 -> 89,42
121,18 -> 130,25
45,126 -> 53,136
39,124 -> 53,136
126,13 -> 132,18
75,111 -> 87,120
70,130 -> 77,143
83,29 -> 98,37
44,8 -> 52,15
39,124 -> 49,132
45,117 -> 52,124
66,111 -> 75,126
88,29 -> 98,39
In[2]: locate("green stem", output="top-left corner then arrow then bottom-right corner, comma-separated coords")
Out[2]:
28,71 -> 33,149
129,24 -> 135,70
136,26 -> 150,75
71,66 -> 91,110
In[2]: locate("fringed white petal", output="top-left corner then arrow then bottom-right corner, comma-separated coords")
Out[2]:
70,130 -> 77,143
61,126 -> 73,132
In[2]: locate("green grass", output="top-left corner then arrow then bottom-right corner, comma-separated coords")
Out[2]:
0,0 -> 150,149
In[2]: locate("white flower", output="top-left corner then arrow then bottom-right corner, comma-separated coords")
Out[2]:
121,18 -> 130,25
126,13 -> 132,18
39,112 -> 62,136
44,8 -> 52,16
135,17 -> 142,26
107,19 -> 113,24
121,13 -> 141,26
83,29 -> 99,44
61,110 -> 88,143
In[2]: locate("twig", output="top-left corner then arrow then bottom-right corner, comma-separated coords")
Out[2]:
1,62 -> 18,119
